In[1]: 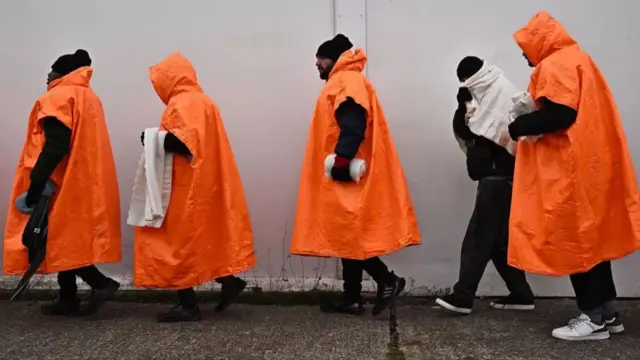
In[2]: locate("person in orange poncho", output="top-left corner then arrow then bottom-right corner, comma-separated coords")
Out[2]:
291,34 -> 421,316
134,53 -> 256,322
505,11 -> 640,341
3,49 -> 122,316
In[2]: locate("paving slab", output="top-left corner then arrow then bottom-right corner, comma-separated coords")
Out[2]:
0,299 -> 638,360
398,299 -> 640,360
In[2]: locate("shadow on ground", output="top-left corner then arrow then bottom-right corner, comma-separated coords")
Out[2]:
0,299 -> 638,360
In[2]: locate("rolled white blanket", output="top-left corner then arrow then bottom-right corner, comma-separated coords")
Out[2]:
324,154 -> 367,183
510,92 -> 537,116
509,92 -> 542,143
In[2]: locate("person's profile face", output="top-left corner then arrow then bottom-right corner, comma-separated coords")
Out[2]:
316,57 -> 334,80
522,52 -> 534,68
47,70 -> 62,85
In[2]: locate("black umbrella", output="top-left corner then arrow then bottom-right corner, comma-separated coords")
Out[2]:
10,185 -> 54,302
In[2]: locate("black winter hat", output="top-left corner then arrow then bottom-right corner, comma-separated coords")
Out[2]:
456,56 -> 484,82
51,49 -> 92,76
316,34 -> 353,62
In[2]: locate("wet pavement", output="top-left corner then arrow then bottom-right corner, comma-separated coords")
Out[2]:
0,299 -> 638,359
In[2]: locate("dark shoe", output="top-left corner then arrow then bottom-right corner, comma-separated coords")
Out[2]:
435,293 -> 473,315
320,297 -> 365,316
216,277 -> 247,313
156,304 -> 202,323
40,300 -> 81,316
489,294 -> 535,311
371,273 -> 406,316
81,279 -> 120,315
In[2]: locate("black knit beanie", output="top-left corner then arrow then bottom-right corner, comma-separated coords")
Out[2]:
316,34 -> 354,62
456,56 -> 484,82
51,49 -> 92,76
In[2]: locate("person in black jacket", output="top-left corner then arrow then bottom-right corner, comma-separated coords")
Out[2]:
435,56 -> 534,315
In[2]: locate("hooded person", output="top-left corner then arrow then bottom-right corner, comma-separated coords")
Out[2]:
134,52 -> 256,322
435,56 -> 534,315
458,57 -> 538,155
507,11 -> 640,341
3,49 -> 122,316
290,34 -> 421,316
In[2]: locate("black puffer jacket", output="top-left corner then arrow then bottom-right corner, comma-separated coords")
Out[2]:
453,107 -> 515,181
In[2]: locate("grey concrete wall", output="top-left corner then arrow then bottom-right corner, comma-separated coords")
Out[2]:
1,0 -> 638,296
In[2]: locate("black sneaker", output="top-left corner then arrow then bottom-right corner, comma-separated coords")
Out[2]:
41,300 -> 81,316
216,277 -> 247,313
156,304 -> 202,323
435,294 -> 473,315
320,297 -> 365,316
489,294 -> 535,311
81,279 -> 120,315
371,273 -> 406,316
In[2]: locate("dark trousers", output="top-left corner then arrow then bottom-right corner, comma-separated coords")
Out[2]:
453,177 -> 533,301
570,261 -> 617,312
342,257 -> 393,301
58,265 -> 110,302
177,276 -> 235,309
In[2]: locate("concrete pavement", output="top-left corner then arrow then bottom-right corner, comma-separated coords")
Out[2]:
0,299 -> 638,360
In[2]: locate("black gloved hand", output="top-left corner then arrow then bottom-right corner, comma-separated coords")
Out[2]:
330,156 -> 353,182
140,131 -> 145,146
457,87 -> 472,108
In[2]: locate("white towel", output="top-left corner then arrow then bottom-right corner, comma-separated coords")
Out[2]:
127,128 -> 173,228
324,154 -> 367,183
462,62 -> 537,155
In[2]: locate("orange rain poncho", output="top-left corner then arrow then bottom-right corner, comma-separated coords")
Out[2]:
133,53 -> 256,289
290,49 -> 421,260
3,67 -> 122,274
508,11 -> 640,276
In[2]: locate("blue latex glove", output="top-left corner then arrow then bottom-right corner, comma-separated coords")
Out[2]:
15,192 -> 33,214
15,181 -> 56,214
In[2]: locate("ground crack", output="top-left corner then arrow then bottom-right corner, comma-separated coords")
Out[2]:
386,299 -> 406,360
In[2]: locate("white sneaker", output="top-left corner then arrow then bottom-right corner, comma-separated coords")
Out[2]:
552,317 -> 610,341
569,313 -> 625,334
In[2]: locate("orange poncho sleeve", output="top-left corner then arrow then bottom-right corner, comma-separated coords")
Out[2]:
530,60 -> 580,110
160,103 -> 205,160
332,72 -> 371,113
37,89 -> 75,128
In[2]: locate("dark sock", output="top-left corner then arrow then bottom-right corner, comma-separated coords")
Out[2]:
216,275 -> 236,284
177,289 -> 198,309
77,266 -> 111,289
342,292 -> 361,303
585,307 -> 604,325
602,301 -> 617,320
387,272 -> 398,285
